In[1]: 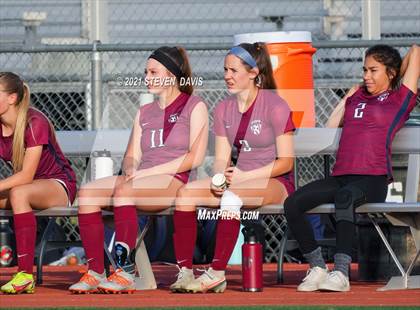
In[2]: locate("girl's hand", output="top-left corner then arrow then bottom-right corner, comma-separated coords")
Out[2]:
224,166 -> 247,186
124,167 -> 136,180
210,182 -> 225,196
125,169 -> 148,181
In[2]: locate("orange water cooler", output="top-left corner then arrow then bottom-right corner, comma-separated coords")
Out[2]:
234,31 -> 317,127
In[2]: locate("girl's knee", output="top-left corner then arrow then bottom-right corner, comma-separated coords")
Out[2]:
112,183 -> 128,199
77,204 -> 101,214
175,186 -> 196,211
9,186 -> 28,206
112,182 -> 135,206
283,195 -> 301,220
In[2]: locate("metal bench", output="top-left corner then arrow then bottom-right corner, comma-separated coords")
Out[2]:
0,127 -> 419,291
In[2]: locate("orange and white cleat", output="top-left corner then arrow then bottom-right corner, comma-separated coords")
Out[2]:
97,269 -> 136,294
69,270 -> 107,294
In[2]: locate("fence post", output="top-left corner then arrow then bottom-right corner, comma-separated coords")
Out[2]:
91,40 -> 103,129
362,0 -> 381,40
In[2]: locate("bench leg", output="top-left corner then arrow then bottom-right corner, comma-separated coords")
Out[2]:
103,238 -> 116,276
369,214 -> 406,275
379,276 -> 420,291
379,221 -> 420,291
36,218 -> 55,285
134,217 -> 157,290
369,214 -> 420,291
277,227 -> 288,284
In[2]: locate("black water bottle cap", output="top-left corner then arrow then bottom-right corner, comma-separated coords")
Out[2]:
247,234 -> 258,244
242,226 -> 258,244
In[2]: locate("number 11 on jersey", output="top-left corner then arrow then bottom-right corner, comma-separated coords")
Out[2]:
150,129 -> 164,148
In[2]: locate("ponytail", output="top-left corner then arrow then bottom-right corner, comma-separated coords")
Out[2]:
0,72 -> 30,172
175,47 -> 194,95
11,83 -> 30,172
233,42 -> 278,90
0,72 -> 57,173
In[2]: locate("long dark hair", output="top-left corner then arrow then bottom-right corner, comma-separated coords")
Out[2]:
365,44 -> 402,90
151,46 -> 194,95
237,42 -> 277,90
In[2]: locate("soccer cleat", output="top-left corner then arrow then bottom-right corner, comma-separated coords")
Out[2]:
184,268 -> 226,293
297,266 -> 329,292
170,266 -> 195,293
97,269 -> 136,294
69,270 -> 107,294
0,271 -> 35,294
318,270 -> 350,292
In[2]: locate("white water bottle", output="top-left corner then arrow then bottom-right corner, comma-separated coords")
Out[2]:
212,173 -> 227,189
91,150 -> 114,180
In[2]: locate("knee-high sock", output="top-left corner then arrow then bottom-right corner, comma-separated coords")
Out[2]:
211,218 -> 241,271
114,205 -> 138,250
14,212 -> 37,274
78,212 -> 104,274
173,210 -> 197,269
211,190 -> 242,271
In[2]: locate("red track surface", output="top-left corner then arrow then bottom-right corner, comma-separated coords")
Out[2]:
1,264 -> 419,308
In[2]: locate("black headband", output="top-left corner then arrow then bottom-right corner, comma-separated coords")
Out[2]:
149,49 -> 183,80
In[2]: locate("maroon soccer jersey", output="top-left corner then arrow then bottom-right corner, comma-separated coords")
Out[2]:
214,90 -> 295,194
0,108 -> 77,203
138,92 -> 202,183
332,84 -> 418,180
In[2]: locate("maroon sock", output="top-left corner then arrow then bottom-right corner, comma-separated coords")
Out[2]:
211,218 -> 240,271
13,212 -> 37,274
78,212 -> 104,274
113,205 -> 138,250
173,210 -> 197,269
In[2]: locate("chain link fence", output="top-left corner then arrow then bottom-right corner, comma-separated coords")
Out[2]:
0,0 -> 419,263
0,39 -> 419,262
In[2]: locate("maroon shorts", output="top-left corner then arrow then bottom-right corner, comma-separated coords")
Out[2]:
274,175 -> 295,196
52,178 -> 77,206
173,169 -> 197,184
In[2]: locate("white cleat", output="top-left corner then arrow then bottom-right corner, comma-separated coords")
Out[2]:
318,270 -> 350,292
170,266 -> 195,293
184,268 -> 226,293
297,266 -> 329,292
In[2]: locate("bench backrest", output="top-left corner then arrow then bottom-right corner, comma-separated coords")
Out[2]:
57,127 -> 420,203
57,127 -> 420,156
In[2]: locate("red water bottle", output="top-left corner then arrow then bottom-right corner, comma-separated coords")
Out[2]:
241,226 -> 263,292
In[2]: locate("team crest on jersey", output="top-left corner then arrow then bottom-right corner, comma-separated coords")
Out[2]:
168,113 -> 179,123
250,120 -> 262,135
377,92 -> 389,102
